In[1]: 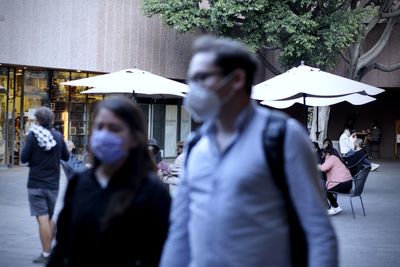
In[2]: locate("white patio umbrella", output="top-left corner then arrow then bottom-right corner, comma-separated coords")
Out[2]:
261,93 -> 376,109
252,62 -> 385,141
251,63 -> 384,102
80,87 -> 185,98
61,68 -> 188,97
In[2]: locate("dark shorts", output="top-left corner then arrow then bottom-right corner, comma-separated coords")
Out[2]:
28,188 -> 58,218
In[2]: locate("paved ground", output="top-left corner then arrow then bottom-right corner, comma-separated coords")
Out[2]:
0,160 -> 399,266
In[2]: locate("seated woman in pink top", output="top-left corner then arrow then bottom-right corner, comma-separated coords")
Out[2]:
319,147 -> 353,216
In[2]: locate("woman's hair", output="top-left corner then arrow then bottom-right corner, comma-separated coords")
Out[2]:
90,96 -> 157,229
34,107 -> 54,128
322,147 -> 333,155
323,138 -> 332,147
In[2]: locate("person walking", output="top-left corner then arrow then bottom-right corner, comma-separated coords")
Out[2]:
21,107 -> 69,264
47,96 -> 171,267
160,36 -> 337,267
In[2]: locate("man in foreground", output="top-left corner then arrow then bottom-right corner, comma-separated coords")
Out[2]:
160,36 -> 338,267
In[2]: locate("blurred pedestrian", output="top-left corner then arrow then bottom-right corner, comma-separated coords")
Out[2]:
160,36 -> 337,267
21,107 -> 69,264
148,138 -> 169,178
48,96 -> 171,267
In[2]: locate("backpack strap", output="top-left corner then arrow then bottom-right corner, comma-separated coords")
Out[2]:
184,131 -> 202,168
262,111 -> 308,267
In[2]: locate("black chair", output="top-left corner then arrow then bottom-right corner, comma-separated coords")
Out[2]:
328,166 -> 371,218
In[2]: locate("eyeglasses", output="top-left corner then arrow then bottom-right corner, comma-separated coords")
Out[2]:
187,71 -> 222,83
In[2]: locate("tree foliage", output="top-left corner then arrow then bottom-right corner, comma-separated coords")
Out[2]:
143,0 -> 375,70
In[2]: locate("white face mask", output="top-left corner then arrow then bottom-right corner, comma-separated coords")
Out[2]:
184,72 -> 236,123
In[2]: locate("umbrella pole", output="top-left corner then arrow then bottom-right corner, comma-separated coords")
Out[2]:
316,106 -> 320,141
303,93 -> 308,129
131,90 -> 136,103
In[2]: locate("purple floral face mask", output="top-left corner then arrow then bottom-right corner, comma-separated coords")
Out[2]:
90,130 -> 128,164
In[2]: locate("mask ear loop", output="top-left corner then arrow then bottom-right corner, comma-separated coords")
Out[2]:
215,69 -> 240,106
214,69 -> 238,94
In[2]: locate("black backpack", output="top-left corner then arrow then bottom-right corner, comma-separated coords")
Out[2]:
185,110 -> 308,267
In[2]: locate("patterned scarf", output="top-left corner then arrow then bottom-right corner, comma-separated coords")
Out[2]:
30,125 -> 56,151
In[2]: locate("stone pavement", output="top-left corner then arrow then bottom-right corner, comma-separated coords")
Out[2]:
0,160 -> 399,267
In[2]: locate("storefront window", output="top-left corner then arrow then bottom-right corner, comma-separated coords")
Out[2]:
87,95 -> 102,135
165,105 -> 178,157
152,104 -> 166,156
69,72 -> 88,157
139,104 -> 150,136
15,70 -> 50,163
180,107 -> 192,142
0,67 -> 8,165
7,69 -> 15,165
23,70 -> 49,132
51,71 -> 70,138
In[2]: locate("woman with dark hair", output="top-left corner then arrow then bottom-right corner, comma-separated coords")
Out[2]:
319,147 -> 352,216
322,138 -> 344,164
48,96 -> 171,267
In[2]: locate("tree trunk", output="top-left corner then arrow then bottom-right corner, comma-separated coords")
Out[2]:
310,106 -> 330,146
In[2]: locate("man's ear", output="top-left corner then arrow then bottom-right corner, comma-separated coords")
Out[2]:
231,69 -> 246,91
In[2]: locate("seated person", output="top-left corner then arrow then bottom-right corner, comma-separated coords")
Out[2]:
319,147 -> 353,216
339,128 -> 356,156
148,138 -> 169,178
364,121 -> 381,157
346,139 -> 379,173
165,141 -> 185,196
167,141 -> 185,178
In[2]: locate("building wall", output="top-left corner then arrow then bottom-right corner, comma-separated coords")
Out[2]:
0,0 -> 196,79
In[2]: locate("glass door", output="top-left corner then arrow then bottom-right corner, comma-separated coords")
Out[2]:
0,68 -> 7,166
69,72 -> 88,157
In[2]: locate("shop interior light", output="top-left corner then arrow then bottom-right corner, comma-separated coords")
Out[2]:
76,70 -> 81,73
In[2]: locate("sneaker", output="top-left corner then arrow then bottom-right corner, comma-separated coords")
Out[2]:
371,163 -> 380,171
327,206 -> 342,216
32,253 -> 49,264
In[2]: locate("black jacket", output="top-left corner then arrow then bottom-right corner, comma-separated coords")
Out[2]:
47,169 -> 171,267
21,129 -> 69,190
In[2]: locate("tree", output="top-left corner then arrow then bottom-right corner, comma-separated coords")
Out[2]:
144,0 -> 400,142
312,0 -> 400,143
344,0 -> 400,80
143,0 -> 374,72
